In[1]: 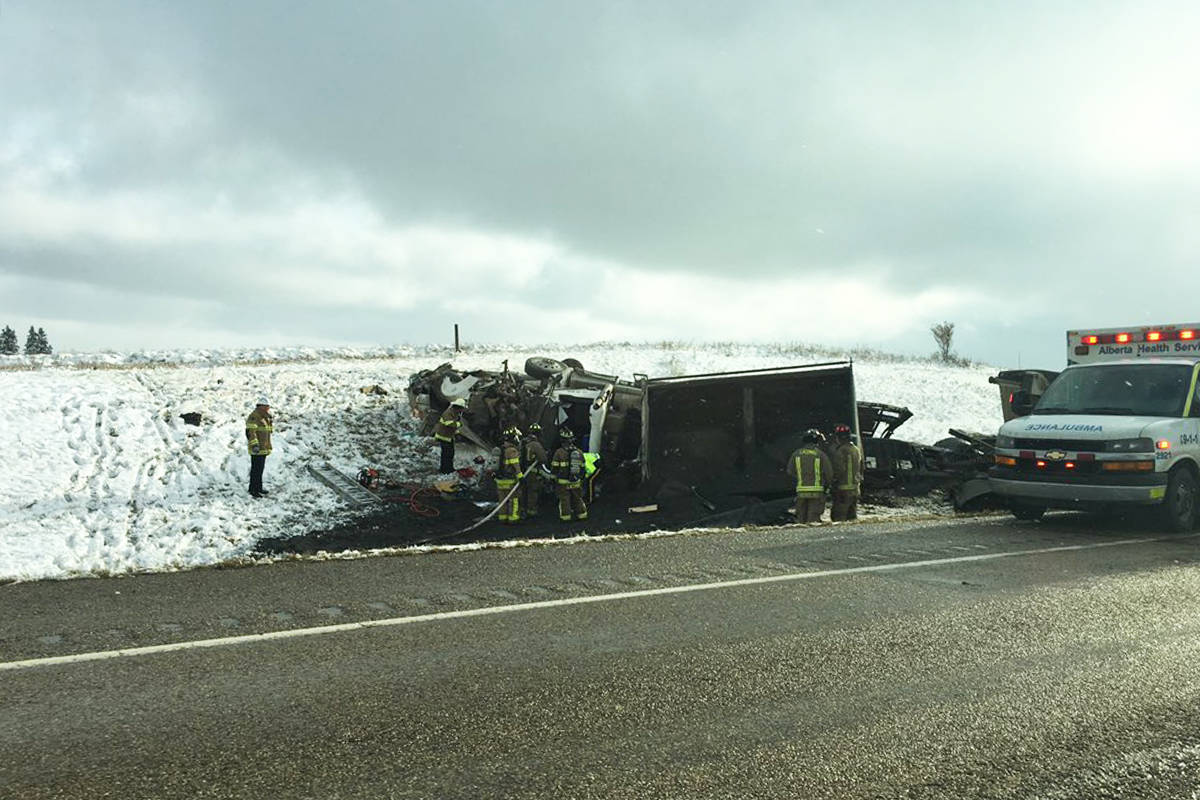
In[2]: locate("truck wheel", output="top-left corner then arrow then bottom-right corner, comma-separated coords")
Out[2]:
1010,502 -> 1046,522
1160,468 -> 1198,533
524,357 -> 568,378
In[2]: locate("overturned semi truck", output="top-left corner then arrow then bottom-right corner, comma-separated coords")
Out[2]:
408,357 -> 860,498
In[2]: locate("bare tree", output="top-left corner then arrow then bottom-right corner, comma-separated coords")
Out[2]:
931,321 -> 955,361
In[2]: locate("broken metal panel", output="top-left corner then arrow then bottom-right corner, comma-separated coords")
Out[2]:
857,402 -> 913,439
641,361 -> 857,494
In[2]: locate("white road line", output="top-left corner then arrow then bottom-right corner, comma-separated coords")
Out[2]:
0,536 -> 1177,672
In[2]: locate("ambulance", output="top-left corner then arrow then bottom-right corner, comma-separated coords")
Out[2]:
989,322 -> 1200,531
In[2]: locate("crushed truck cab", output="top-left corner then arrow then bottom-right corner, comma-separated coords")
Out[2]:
990,322 -> 1200,531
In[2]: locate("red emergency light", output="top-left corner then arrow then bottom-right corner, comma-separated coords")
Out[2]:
1146,331 -> 1162,342
1081,335 -> 1099,345
1182,330 -> 1197,340
1115,332 -> 1131,344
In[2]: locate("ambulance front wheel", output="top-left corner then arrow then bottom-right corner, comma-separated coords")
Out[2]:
1159,467 -> 1198,533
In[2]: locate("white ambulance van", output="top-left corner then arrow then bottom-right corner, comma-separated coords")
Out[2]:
989,323 -> 1200,531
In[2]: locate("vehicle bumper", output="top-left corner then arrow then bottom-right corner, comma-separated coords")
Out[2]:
988,474 -> 1167,506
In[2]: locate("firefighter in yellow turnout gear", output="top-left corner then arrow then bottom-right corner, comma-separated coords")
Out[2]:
551,427 -> 588,521
519,423 -> 548,518
830,423 -> 864,522
245,396 -> 273,498
495,427 -> 523,524
787,428 -> 833,523
434,398 -> 467,474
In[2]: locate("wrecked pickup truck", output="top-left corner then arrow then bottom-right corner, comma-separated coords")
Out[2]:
407,357 -> 861,497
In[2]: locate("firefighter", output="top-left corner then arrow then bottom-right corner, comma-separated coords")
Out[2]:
519,422 -> 548,518
551,426 -> 588,522
830,423 -> 863,522
245,396 -> 273,498
434,398 -> 468,474
787,428 -> 833,523
495,426 -> 523,524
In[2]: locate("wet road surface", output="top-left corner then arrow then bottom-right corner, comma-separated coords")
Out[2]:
4,512 -> 1200,798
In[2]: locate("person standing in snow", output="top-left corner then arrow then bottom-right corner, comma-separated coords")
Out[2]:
830,423 -> 863,521
433,398 -> 468,474
787,428 -> 833,523
245,396 -> 273,498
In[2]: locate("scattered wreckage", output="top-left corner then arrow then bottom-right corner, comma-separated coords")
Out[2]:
406,356 -> 1007,510
264,357 -> 1014,555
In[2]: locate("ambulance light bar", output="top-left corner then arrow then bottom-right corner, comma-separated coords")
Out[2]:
1079,329 -> 1196,345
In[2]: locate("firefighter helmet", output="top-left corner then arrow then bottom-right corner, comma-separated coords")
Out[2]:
559,426 -> 575,440
450,398 -> 467,408
528,422 -> 542,433
834,423 -> 852,438
802,428 -> 822,443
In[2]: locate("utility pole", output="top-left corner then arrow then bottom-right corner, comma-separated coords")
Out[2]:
454,323 -> 460,352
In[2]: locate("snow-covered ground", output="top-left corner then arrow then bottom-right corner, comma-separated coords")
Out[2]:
0,343 -> 1005,582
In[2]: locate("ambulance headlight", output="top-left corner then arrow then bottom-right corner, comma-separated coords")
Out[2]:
995,434 -> 1016,449
1105,437 -> 1154,453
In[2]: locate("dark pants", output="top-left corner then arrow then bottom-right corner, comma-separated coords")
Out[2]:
522,474 -> 543,517
556,481 -> 588,521
439,440 -> 455,473
795,494 -> 826,523
249,454 -> 267,496
831,489 -> 858,521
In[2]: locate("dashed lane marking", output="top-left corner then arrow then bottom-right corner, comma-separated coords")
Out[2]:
1,536 -> 1186,673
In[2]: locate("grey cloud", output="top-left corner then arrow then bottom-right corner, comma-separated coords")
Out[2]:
4,0 -> 1200,369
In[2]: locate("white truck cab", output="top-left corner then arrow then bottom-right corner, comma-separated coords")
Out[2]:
990,323 -> 1200,531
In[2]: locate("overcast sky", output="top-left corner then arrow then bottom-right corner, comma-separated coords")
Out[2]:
3,1 -> 1199,367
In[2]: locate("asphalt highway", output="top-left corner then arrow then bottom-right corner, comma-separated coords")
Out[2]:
4,512 -> 1200,799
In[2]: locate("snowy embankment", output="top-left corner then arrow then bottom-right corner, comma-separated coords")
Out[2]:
0,343 -> 1004,582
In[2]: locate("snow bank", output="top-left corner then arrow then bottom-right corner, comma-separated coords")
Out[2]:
0,342 -> 1003,581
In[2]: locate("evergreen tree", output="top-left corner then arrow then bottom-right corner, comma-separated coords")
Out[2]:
36,327 -> 52,355
0,325 -> 17,355
23,326 -> 38,355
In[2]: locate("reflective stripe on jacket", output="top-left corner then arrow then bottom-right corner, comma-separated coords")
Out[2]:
434,408 -> 463,442
245,409 -> 273,456
551,445 -> 585,485
787,447 -> 829,495
832,442 -> 863,492
497,444 -> 522,480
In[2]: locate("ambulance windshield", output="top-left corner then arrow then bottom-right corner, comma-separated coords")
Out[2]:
1033,363 -> 1192,417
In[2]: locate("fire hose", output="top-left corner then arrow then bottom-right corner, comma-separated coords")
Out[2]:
389,484 -> 441,517
415,463 -> 537,545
